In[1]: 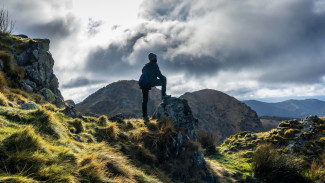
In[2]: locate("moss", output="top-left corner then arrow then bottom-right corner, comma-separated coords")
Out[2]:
284,128 -> 300,138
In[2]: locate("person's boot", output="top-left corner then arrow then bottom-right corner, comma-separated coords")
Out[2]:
143,116 -> 149,124
162,94 -> 171,100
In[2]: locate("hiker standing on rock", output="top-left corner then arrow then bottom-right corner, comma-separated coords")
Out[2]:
139,53 -> 171,123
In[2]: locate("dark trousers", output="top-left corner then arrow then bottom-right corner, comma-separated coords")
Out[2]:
142,88 -> 149,117
142,76 -> 167,117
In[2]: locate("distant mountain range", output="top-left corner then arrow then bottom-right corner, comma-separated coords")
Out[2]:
243,99 -> 325,118
76,80 -> 263,142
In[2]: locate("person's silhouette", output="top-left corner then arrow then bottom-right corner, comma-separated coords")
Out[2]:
141,53 -> 171,123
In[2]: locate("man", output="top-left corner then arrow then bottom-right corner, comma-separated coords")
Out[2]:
141,53 -> 171,122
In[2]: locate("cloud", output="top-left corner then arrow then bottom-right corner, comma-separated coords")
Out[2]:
84,0 -> 325,88
61,77 -> 105,89
87,18 -> 103,35
1,0 -> 79,43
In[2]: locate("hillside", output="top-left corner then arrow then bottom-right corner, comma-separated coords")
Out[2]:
181,90 -> 264,143
0,32 -> 228,183
76,80 -> 161,118
77,84 -> 263,143
212,115 -> 325,183
244,99 -> 325,118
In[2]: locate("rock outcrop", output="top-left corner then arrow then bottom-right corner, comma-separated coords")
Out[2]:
221,115 -> 325,159
181,89 -> 264,143
12,36 -> 64,107
152,97 -> 214,183
153,97 -> 198,141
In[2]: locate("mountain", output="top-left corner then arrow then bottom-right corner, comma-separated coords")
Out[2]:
243,99 -> 325,118
180,89 -> 264,142
76,80 -> 161,117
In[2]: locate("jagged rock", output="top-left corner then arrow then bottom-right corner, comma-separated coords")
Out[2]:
39,88 -> 64,108
20,82 -> 33,92
61,105 -> 82,118
15,34 -> 28,38
20,101 -> 39,110
152,97 -> 214,182
65,100 -> 76,107
153,97 -> 198,140
109,113 -> 125,123
12,38 -> 64,107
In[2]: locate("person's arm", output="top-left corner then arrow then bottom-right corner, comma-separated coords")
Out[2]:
154,64 -> 165,79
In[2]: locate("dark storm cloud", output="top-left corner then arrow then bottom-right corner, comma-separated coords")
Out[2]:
62,77 -> 105,89
84,0 -> 325,87
0,0 -> 79,42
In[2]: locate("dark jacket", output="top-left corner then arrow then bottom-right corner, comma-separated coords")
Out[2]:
142,62 -> 165,87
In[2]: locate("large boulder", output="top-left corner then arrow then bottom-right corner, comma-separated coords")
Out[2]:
152,97 -> 214,183
153,97 -> 198,141
12,38 -> 64,107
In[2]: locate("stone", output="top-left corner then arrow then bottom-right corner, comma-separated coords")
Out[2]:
152,97 -> 214,183
20,101 -> 39,110
153,97 -> 198,140
32,49 -> 38,60
39,88 -> 65,108
15,34 -> 28,38
61,105 -> 82,118
109,113 -> 125,123
65,100 -> 76,107
20,82 -> 33,92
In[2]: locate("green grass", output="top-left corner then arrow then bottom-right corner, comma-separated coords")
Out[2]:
207,149 -> 253,178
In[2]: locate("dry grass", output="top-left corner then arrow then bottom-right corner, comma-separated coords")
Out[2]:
98,115 -> 109,126
0,71 -> 7,91
0,92 -> 8,106
252,144 -> 308,183
199,131 -> 217,155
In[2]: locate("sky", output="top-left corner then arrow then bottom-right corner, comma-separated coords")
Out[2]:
1,0 -> 325,103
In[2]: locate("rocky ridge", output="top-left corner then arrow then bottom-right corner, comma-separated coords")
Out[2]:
0,33 -> 64,107
221,115 -> 325,158
152,97 -> 214,182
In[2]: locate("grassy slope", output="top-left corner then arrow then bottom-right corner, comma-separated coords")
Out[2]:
0,89 -> 167,183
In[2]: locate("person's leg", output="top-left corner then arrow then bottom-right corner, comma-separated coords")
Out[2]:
142,88 -> 149,117
153,76 -> 167,96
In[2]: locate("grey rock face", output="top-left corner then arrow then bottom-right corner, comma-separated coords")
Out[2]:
65,100 -> 76,107
20,101 -> 39,110
152,97 -> 214,182
12,39 -> 64,107
153,97 -> 198,141
39,88 -> 64,108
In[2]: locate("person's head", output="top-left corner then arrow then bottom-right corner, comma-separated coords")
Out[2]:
148,53 -> 157,63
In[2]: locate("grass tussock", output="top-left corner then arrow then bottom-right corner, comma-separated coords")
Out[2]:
0,92 -> 8,106
0,174 -> 38,183
94,123 -> 120,142
252,144 -> 308,183
199,131 -> 217,155
0,71 -> 7,91
0,51 -> 24,88
78,154 -> 109,183
68,118 -> 84,134
98,115 -> 109,126
309,157 -> 325,182
1,126 -> 47,153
